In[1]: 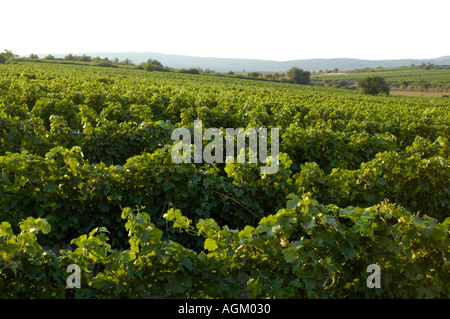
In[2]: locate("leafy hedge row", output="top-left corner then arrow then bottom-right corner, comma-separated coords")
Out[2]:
1,63 -> 449,168
0,145 -> 291,247
296,136 -> 450,221
1,135 -> 448,249
1,198 -> 448,298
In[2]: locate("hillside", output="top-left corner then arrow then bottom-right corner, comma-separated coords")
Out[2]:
311,64 -> 450,94
42,51 -> 450,72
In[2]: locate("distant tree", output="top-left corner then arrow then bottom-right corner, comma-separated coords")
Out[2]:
152,59 -> 163,67
358,76 -> 390,96
92,56 -> 103,63
142,58 -> 165,72
79,54 -> 92,62
64,54 -> 75,61
29,53 -> 39,59
44,54 -> 56,60
178,68 -> 201,74
121,58 -> 134,65
91,56 -> 116,67
248,72 -> 261,78
1,49 -> 17,62
0,55 -> 5,64
286,67 -> 310,85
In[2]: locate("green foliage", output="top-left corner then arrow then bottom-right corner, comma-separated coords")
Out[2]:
0,217 -> 66,298
141,58 -> 167,72
286,67 -> 311,85
313,65 -> 450,92
0,61 -> 449,298
326,137 -> 449,221
358,76 -> 390,96
1,202 -> 448,298
177,68 -> 201,75
0,49 -> 16,63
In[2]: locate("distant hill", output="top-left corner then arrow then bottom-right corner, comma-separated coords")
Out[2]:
45,51 -> 450,73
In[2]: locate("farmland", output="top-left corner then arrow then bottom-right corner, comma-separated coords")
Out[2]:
0,61 -> 449,298
312,65 -> 450,94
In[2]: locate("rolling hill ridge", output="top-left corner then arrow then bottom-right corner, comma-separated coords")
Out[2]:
42,51 -> 450,72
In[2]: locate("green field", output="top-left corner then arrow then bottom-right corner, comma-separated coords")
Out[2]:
0,61 -> 449,298
312,65 -> 450,93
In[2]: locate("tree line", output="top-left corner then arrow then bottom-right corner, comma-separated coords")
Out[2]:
1,49 -> 320,86
35,53 -> 135,67
2,49 -> 312,85
1,49 -> 392,93
136,58 -> 311,85
0,50 -> 135,67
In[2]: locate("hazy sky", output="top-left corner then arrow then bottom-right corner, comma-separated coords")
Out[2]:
2,0 -> 449,61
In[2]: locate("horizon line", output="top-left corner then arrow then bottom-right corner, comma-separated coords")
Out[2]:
11,50 -> 450,63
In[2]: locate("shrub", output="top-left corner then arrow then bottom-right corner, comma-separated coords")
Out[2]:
358,76 -> 390,96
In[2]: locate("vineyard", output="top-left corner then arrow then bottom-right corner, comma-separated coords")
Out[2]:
312,65 -> 450,93
0,62 -> 449,298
